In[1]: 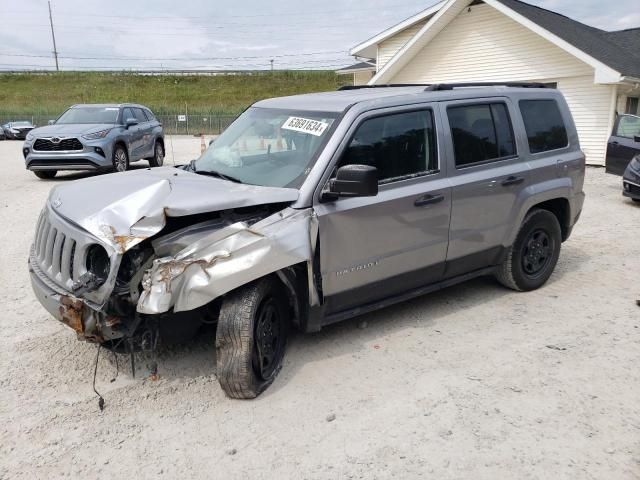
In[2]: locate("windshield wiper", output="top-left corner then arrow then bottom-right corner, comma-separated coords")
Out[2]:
186,159 -> 244,184
194,170 -> 243,184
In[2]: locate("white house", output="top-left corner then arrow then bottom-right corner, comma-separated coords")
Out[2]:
343,0 -> 640,165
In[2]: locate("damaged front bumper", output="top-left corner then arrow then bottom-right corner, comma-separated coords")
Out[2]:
29,253 -> 127,342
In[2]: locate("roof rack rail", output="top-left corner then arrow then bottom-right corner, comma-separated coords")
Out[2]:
338,84 -> 429,91
425,82 -> 549,91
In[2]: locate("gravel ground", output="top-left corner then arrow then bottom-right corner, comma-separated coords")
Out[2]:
0,137 -> 639,480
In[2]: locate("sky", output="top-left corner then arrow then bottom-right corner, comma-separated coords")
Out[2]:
0,0 -> 638,71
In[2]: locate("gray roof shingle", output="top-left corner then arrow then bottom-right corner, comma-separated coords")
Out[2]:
495,0 -> 640,77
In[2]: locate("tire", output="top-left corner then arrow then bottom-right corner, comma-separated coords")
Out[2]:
632,198 -> 640,204
33,170 -> 57,179
112,144 -> 129,172
495,209 -> 562,291
148,141 -> 164,167
216,277 -> 289,399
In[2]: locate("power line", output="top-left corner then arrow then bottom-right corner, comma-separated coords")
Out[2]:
0,50 -> 349,61
0,1 -> 433,20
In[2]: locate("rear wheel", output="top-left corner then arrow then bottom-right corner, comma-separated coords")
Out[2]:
33,170 -> 57,179
112,145 -> 129,172
495,209 -> 561,291
148,141 -> 164,167
215,277 -> 289,399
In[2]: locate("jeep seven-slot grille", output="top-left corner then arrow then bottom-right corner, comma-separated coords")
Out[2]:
33,211 -> 77,286
33,138 -> 83,152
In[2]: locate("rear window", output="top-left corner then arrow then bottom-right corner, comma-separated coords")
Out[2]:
447,103 -> 516,168
519,99 -> 568,153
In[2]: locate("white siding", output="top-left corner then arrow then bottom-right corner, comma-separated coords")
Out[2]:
377,21 -> 427,71
354,70 -> 374,85
391,3 -> 592,82
384,3 -> 613,165
557,76 -> 616,165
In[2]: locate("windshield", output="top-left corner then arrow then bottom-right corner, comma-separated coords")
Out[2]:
56,106 -> 120,124
12,121 -> 32,127
193,107 -> 337,188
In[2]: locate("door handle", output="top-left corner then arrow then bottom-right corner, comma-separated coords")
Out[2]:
501,176 -> 525,187
414,193 -> 444,207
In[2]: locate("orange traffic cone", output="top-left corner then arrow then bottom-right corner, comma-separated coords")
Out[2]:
276,129 -> 283,150
200,135 -> 206,154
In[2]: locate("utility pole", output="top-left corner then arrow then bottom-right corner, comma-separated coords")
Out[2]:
48,0 -> 59,71
270,59 -> 274,73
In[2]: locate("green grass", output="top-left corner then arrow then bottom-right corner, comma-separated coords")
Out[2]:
0,71 -> 351,116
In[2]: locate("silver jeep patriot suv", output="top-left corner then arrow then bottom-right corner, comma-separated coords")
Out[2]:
29,83 -> 585,399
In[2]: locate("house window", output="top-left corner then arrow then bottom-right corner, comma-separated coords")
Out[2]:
447,103 -> 516,168
339,109 -> 438,183
519,99 -> 569,153
625,97 -> 639,115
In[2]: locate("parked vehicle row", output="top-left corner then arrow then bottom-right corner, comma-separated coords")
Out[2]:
2,120 -> 35,140
28,83 -> 585,399
21,103 -> 164,179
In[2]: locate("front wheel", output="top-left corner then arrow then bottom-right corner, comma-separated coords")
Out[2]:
215,277 -> 289,399
495,209 -> 562,291
112,145 -> 129,172
148,141 -> 164,167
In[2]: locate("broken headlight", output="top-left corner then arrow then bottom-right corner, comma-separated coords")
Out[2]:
85,244 -> 111,282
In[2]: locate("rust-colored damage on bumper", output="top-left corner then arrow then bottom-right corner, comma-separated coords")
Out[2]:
59,295 -> 85,334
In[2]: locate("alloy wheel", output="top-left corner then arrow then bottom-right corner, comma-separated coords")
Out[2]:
521,229 -> 552,276
114,149 -> 128,172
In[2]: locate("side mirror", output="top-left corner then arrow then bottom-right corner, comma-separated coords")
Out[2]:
634,135 -> 640,143
48,119 -> 55,125
323,165 -> 378,201
209,139 -> 215,146
125,118 -> 138,128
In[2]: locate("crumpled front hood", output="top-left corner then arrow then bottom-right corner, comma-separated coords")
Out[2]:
31,123 -> 116,137
48,167 -> 299,253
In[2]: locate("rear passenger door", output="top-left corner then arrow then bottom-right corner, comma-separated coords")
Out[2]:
443,99 -> 529,277
315,105 -> 451,314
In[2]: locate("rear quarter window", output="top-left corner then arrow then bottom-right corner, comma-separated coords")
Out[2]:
519,99 -> 568,153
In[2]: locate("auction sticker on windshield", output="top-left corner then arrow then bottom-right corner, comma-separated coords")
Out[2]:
282,117 -> 329,136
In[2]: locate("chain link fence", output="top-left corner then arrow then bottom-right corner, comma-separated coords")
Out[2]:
0,113 -> 238,135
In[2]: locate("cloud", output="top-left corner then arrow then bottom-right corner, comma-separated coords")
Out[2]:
0,0 -> 637,71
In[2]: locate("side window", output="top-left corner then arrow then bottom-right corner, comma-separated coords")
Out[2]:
133,108 -> 147,122
339,110 -> 437,184
447,103 -> 515,167
122,107 -> 134,123
519,99 -> 569,153
144,109 -> 156,121
615,115 -> 640,139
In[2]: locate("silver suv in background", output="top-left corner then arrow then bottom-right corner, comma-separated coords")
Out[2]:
28,83 -> 585,399
23,103 -> 164,179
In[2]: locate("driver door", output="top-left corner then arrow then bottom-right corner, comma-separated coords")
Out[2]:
314,105 -> 451,315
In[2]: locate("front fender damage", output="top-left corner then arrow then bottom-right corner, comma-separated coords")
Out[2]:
137,207 -> 319,315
